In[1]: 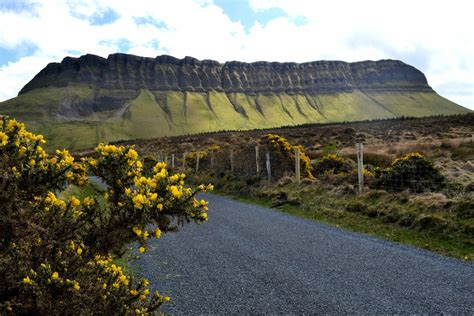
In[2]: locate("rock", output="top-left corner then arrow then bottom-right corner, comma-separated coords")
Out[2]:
20,54 -> 433,96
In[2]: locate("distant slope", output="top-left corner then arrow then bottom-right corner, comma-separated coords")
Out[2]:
0,54 -> 470,150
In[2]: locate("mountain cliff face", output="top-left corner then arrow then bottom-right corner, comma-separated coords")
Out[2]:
21,53 -> 431,95
0,53 -> 470,150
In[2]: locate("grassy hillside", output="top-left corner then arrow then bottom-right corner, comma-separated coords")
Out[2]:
0,85 -> 470,150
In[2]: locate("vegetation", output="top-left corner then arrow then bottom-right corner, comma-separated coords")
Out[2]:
373,153 -> 446,192
264,134 -> 313,178
0,83 -> 469,150
0,116 -> 211,314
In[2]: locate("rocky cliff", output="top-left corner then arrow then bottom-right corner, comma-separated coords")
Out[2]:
0,53 -> 469,150
20,53 -> 431,96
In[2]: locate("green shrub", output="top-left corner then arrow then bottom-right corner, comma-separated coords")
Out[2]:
313,154 -> 354,176
0,117 -> 211,314
373,152 -> 446,193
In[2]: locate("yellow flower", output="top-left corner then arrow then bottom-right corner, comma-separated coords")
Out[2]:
142,279 -> 150,287
156,203 -> 163,211
143,231 -> 149,239
154,228 -> 161,238
66,171 -> 74,179
201,213 -> 208,221
164,296 -> 171,302
28,159 -> 36,167
126,149 -> 138,159
51,272 -> 59,280
139,295 -> 146,301
169,185 -> 183,198
139,247 -> 146,253
73,282 -> 80,291
70,196 -> 80,207
153,162 -> 166,172
133,227 -> 142,236
130,289 -> 139,296
102,283 -> 107,289
132,194 -> 147,209
76,248 -> 83,255
22,276 -> 32,284
83,197 -> 95,206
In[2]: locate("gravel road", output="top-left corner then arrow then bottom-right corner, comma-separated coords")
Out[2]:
136,194 -> 474,314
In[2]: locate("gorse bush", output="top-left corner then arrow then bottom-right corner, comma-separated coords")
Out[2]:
312,154 -> 354,176
0,116 -> 211,314
374,152 -> 446,193
264,134 -> 314,178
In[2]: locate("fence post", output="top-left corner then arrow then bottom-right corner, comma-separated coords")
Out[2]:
210,152 -> 214,170
295,147 -> 301,184
182,152 -> 187,171
356,143 -> 364,194
171,154 -> 175,168
266,152 -> 271,183
196,154 -> 200,172
230,149 -> 234,174
165,153 -> 169,165
255,146 -> 260,176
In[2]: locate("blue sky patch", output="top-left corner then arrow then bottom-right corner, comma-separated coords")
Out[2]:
88,8 -> 120,25
214,0 -> 287,32
0,43 -> 37,66
134,16 -> 168,29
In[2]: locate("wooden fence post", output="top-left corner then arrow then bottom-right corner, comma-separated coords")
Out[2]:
182,152 -> 187,171
196,154 -> 200,172
255,145 -> 260,176
165,153 -> 169,165
266,152 -> 271,183
295,147 -> 301,184
356,143 -> 364,194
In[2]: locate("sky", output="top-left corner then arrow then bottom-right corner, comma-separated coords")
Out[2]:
0,0 -> 473,110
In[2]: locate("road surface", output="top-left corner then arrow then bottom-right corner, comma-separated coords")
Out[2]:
136,194 -> 473,314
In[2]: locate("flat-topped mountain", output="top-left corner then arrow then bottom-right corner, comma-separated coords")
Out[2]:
21,54 -> 431,95
0,53 -> 470,150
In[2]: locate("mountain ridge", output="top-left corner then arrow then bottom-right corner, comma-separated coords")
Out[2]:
0,53 -> 470,150
20,53 -> 432,96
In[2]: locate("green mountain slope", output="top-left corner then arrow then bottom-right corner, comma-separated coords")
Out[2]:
0,54 -> 470,150
0,86 -> 469,150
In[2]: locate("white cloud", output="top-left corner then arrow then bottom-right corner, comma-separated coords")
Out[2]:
0,0 -> 472,110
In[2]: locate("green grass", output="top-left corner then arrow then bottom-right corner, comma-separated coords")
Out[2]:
0,86 -> 470,150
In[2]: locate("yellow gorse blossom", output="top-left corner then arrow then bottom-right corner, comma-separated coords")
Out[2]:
154,228 -> 161,238
133,227 -> 142,236
70,196 -> 80,207
22,276 -> 32,284
169,185 -> 183,198
51,272 -> 59,280
0,132 -> 9,145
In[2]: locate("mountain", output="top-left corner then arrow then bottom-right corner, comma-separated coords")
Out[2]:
0,53 -> 470,150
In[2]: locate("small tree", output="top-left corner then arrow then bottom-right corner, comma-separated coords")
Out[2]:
0,116 -> 211,314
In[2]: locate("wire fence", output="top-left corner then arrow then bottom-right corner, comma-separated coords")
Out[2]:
146,136 -> 474,195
